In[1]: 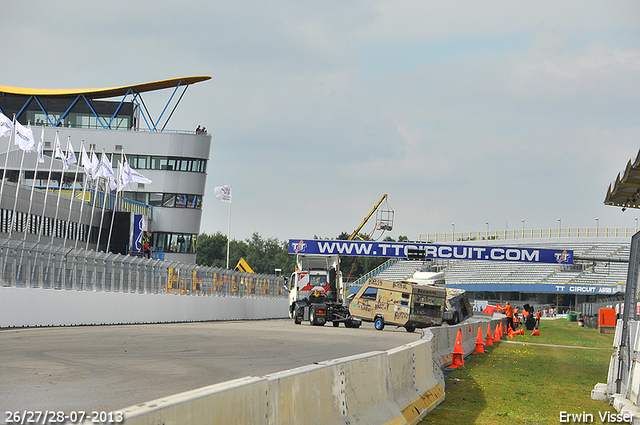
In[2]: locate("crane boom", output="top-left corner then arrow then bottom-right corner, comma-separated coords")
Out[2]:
348,194 -> 388,241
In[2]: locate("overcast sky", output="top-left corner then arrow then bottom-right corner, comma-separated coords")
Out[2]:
3,1 -> 640,242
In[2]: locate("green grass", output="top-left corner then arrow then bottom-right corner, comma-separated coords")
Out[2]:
420,319 -> 618,425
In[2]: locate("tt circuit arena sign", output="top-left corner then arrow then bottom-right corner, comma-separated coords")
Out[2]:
288,239 -> 573,264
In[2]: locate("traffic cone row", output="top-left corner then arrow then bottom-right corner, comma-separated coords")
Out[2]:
450,322 -> 512,369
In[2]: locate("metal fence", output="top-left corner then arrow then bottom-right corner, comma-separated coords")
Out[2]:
418,227 -> 636,243
0,238 -> 287,298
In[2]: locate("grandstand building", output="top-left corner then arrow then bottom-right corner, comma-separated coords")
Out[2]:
0,77 -> 211,263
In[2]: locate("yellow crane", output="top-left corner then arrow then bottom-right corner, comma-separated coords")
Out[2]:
348,194 -> 394,241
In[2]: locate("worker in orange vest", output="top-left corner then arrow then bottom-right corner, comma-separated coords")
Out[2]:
502,302 -> 514,331
535,310 -> 541,327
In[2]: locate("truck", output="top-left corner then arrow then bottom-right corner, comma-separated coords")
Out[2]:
407,270 -> 473,325
348,278 -> 447,332
287,254 -> 361,328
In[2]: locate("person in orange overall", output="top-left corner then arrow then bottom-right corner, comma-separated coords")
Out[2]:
502,302 -> 514,331
535,310 -> 541,327
514,306 -> 520,328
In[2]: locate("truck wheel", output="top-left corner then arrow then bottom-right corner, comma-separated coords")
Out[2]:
310,309 -> 316,326
294,313 -> 301,325
405,325 -> 416,333
374,316 -> 385,331
333,321 -> 340,327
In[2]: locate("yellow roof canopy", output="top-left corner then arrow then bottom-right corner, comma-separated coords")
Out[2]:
0,76 -> 211,99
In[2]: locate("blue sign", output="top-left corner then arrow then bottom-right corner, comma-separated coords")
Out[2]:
288,239 -> 573,264
132,214 -> 145,253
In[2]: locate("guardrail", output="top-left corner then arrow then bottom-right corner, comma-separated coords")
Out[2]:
419,227 -> 636,243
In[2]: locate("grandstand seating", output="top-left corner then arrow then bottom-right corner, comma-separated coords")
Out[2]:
359,239 -> 630,291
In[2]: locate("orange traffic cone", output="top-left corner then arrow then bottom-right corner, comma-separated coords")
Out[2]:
531,329 -> 540,336
493,327 -> 500,342
497,322 -> 502,337
485,323 -> 493,347
515,328 -> 524,336
474,327 -> 485,354
450,328 -> 464,368
499,322 -> 504,337
508,330 -> 515,338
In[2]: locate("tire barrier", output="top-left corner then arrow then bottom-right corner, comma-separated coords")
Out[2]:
86,314 -> 506,425
592,319 -> 640,422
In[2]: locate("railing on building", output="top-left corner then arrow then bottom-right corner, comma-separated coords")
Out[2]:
0,240 -> 286,299
418,227 -> 637,243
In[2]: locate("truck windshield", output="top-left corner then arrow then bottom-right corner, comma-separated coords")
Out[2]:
309,275 -> 326,286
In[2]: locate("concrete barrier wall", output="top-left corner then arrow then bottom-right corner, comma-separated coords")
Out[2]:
0,286 -> 288,327
593,319 -> 640,423
93,315 -> 505,425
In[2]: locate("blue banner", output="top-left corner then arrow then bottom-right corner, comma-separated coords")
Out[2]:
289,239 -> 573,264
132,214 -> 145,253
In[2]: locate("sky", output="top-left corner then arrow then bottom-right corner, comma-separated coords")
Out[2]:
3,1 -> 640,243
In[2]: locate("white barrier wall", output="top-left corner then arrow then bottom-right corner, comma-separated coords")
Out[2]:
0,286 -> 288,327
94,316 -> 505,425
593,319 -> 640,424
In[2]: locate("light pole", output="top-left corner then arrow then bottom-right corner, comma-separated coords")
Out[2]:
635,217 -> 638,231
451,223 -> 455,239
558,218 -> 561,237
596,217 -> 599,237
521,219 -> 525,239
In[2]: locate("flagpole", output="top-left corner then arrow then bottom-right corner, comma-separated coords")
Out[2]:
85,149 -> 100,250
24,126 -> 45,242
226,186 -> 231,269
50,136 -> 71,246
0,115 -> 16,217
75,143 -> 92,249
96,151 -> 113,252
62,139 -> 80,247
8,140 -> 27,239
38,131 -> 59,243
106,148 -> 124,253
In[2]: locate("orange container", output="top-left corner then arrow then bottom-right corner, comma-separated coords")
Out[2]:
598,308 -> 616,333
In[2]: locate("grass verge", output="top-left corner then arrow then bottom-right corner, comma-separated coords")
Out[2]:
420,319 -> 618,425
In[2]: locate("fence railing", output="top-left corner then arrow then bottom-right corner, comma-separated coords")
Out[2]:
0,239 -> 286,298
418,227 -> 637,243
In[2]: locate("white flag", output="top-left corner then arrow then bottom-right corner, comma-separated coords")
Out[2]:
67,140 -> 77,164
81,145 -> 93,179
0,112 -> 13,138
14,121 -> 36,152
37,127 -> 45,163
214,185 -> 231,203
117,160 -> 132,192
129,167 -> 152,185
90,152 -> 99,178
54,134 -> 69,171
96,152 -> 116,190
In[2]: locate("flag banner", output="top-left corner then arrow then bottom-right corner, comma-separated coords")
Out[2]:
81,145 -> 93,178
214,185 -> 231,203
288,239 -> 574,264
96,153 -> 117,191
117,160 -> 131,191
14,121 -> 35,152
37,127 -> 45,163
90,152 -> 99,178
129,167 -> 152,185
54,134 -> 69,171
67,140 -> 77,164
0,112 -> 13,138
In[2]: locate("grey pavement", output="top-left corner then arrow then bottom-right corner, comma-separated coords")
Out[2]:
1,319 -> 419,420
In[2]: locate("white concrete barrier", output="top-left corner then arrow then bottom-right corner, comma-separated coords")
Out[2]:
0,286 -> 288,327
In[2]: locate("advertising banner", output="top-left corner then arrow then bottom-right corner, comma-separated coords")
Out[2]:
288,239 -> 573,264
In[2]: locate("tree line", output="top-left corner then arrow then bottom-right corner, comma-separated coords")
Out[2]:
196,232 -> 408,283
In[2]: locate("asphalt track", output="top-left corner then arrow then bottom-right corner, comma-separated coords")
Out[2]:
1,319 -> 419,421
